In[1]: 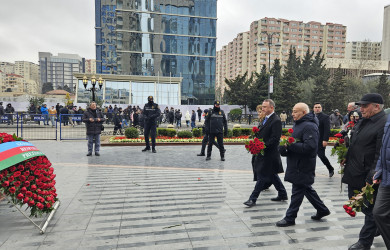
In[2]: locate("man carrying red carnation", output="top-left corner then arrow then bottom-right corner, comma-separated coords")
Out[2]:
243,99 -> 287,207
342,93 -> 387,250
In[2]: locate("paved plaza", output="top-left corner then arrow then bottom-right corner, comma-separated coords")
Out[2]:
0,141 -> 387,249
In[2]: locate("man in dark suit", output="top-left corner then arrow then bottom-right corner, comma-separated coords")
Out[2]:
276,103 -> 330,227
243,99 -> 287,207
313,102 -> 335,177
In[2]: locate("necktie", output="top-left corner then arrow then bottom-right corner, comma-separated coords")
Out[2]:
263,117 -> 268,125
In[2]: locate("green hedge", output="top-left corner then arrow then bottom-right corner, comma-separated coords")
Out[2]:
177,130 -> 193,138
192,128 -> 202,137
232,128 -> 252,137
224,129 -> 233,138
157,128 -> 177,137
229,108 -> 242,116
125,127 -> 139,138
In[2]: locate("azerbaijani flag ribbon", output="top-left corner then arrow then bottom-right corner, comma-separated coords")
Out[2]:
0,141 -> 45,171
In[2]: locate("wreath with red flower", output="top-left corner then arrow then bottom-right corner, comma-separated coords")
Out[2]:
0,133 -> 58,217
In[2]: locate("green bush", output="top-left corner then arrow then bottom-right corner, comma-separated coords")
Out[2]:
125,127 -> 139,138
224,129 -> 233,138
232,128 -> 252,137
157,128 -> 177,137
229,108 -> 242,116
192,128 -> 202,137
177,130 -> 193,138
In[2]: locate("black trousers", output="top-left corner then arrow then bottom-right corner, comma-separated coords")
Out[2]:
317,145 -> 334,172
348,185 -> 378,247
207,133 -> 225,157
250,174 -> 287,202
373,185 -> 390,249
200,133 -> 219,154
285,183 -> 328,222
144,122 -> 157,149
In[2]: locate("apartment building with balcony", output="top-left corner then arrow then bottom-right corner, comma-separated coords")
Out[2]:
345,41 -> 381,60
216,17 -> 347,95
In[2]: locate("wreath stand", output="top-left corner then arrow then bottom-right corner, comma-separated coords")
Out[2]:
5,195 -> 60,234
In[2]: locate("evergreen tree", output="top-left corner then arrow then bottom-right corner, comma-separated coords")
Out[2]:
328,65 -> 347,111
312,71 -> 330,111
42,82 -> 53,94
224,72 -> 252,115
299,49 -> 314,81
311,49 -> 326,77
249,65 -> 268,111
376,72 -> 390,107
277,48 -> 300,113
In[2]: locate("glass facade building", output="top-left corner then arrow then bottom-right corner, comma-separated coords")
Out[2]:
95,0 -> 217,104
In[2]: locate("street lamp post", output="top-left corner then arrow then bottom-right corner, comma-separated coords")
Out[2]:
82,75 -> 104,102
258,32 -> 281,99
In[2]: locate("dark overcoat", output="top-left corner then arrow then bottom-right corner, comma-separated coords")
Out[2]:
279,113 -> 319,185
342,110 -> 386,188
252,113 -> 284,181
82,108 -> 105,135
316,112 -> 330,144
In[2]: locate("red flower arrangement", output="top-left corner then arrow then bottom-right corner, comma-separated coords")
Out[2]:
331,133 -> 348,174
280,129 -> 297,146
245,137 -> 266,156
0,133 -> 58,217
343,184 -> 375,217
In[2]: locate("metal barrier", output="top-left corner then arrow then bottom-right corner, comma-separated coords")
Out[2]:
59,114 -> 87,140
20,114 -> 57,140
0,114 -> 19,136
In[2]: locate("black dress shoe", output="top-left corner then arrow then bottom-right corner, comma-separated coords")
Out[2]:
206,156 -> 211,161
86,152 -> 92,156
95,152 -> 100,156
329,170 -> 334,177
197,153 -> 205,156
271,196 -> 288,201
348,241 -> 370,250
221,157 -> 225,161
276,219 -> 295,227
243,200 -> 256,207
311,210 -> 331,220
142,147 -> 150,152
152,148 -> 156,153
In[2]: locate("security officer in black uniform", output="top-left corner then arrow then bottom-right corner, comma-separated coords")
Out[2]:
205,101 -> 228,161
142,96 -> 161,153
197,109 -> 220,156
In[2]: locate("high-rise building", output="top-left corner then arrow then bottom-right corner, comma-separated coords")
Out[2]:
39,52 -> 85,92
1,74 -> 24,93
95,0 -> 217,104
345,41 -> 381,60
216,17 -> 347,94
85,59 -> 97,74
0,62 -> 15,75
382,5 -> 390,61
14,61 -> 41,94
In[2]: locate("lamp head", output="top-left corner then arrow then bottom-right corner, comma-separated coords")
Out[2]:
82,75 -> 88,89
91,75 -> 96,87
98,76 -> 103,90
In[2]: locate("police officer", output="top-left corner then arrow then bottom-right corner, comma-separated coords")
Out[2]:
205,101 -> 228,161
197,109 -> 219,156
142,96 -> 161,153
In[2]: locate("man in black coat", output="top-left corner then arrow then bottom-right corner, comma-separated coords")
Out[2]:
243,99 -> 287,207
313,102 -> 335,177
142,96 -> 161,153
82,102 -> 105,156
342,93 -> 387,250
197,109 -> 220,156
205,101 -> 228,161
197,107 -> 202,122
276,103 -> 330,227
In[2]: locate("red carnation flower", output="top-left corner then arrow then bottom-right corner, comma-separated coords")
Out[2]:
8,176 -> 14,182
288,137 -> 295,144
335,133 -> 343,138
339,139 -> 345,144
28,200 -> 35,207
19,175 -> 26,182
17,193 -> 24,200
23,171 -> 30,176
23,181 -> 30,187
9,187 -> 16,194
27,176 -> 34,181
13,171 -> 21,177
20,187 -> 27,194
26,191 -> 33,197
2,181 -> 9,187
30,185 -> 37,191
23,197 -> 29,204
14,181 -> 21,187
288,128 -> 294,133
10,166 -> 16,172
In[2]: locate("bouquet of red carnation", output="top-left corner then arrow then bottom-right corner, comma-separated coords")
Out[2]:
331,133 -> 348,174
280,128 -> 297,146
250,126 -> 260,139
0,133 -> 58,217
245,137 -> 266,156
343,184 -> 375,217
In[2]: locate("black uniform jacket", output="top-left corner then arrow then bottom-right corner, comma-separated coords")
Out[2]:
143,102 -> 161,125
205,108 -> 228,134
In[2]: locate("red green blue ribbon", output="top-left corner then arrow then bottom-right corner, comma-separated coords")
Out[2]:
0,141 -> 45,171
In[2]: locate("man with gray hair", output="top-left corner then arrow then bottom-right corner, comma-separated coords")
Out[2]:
82,102 -> 105,156
342,93 -> 387,250
276,102 -> 330,227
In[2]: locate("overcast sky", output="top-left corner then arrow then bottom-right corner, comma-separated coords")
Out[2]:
0,0 -> 389,64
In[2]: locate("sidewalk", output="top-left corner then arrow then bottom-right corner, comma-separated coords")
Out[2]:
0,141 -> 386,249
